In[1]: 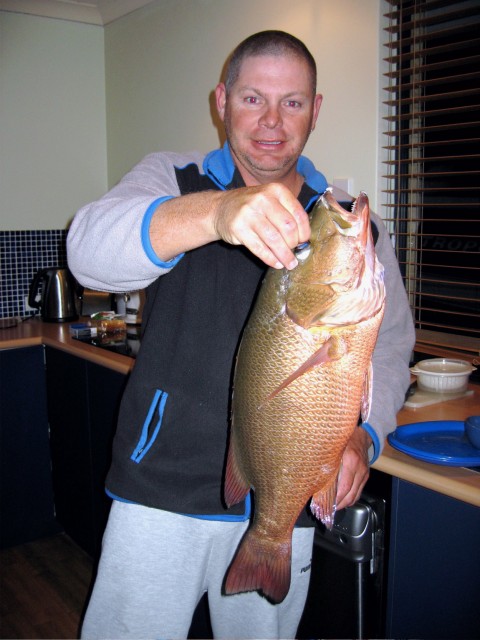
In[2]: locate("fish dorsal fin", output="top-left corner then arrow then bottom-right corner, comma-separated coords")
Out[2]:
224,427 -> 250,507
360,361 -> 373,423
310,469 -> 339,530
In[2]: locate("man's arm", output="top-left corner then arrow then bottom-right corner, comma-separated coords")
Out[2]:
336,428 -> 371,510
148,182 -> 310,271
68,152 -> 311,292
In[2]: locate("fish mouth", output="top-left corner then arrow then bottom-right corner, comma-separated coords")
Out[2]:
323,190 -> 370,238
295,190 -> 370,288
286,190 -> 385,329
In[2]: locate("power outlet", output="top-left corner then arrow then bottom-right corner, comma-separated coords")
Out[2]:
24,295 -> 37,312
332,177 -> 354,196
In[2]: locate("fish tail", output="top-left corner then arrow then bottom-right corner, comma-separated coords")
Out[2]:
224,528 -> 292,604
310,476 -> 338,530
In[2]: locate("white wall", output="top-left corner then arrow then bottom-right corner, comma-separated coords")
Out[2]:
105,0 -> 381,209
0,12 -> 108,230
0,0 -> 381,233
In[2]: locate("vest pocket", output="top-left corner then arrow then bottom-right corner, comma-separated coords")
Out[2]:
130,389 -> 169,463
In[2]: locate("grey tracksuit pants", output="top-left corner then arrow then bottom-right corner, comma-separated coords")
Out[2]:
81,500 -> 314,639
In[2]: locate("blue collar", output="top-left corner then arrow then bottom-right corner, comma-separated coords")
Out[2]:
203,142 -> 328,199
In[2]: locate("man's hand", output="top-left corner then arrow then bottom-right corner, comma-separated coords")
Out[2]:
150,182 -> 309,270
213,183 -> 311,270
336,428 -> 371,511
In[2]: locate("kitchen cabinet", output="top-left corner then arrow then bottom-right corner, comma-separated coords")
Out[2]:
45,347 -> 127,558
299,470 -> 480,640
385,478 -> 480,639
0,346 -> 59,548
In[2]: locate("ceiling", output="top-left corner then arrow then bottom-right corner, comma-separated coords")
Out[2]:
0,0 -> 156,25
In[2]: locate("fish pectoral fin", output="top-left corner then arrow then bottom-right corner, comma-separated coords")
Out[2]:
224,437 -> 250,507
224,528 -> 292,604
360,361 -> 373,423
261,336 -> 344,405
310,473 -> 339,530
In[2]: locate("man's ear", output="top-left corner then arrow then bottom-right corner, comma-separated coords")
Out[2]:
310,94 -> 323,132
215,82 -> 227,121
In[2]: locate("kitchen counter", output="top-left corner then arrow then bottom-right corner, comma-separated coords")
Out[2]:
1,317 -> 479,506
375,391 -> 480,507
0,317 -> 134,375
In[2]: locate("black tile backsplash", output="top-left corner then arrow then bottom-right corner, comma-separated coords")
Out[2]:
0,230 -> 67,319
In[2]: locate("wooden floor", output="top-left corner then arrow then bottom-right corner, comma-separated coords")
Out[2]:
0,534 -> 94,639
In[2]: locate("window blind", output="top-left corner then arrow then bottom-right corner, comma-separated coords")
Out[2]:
382,0 -> 480,363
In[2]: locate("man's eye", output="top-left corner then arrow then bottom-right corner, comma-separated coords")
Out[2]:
244,97 -> 259,104
285,100 -> 301,108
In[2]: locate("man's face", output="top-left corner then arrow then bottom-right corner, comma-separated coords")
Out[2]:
216,54 -> 322,189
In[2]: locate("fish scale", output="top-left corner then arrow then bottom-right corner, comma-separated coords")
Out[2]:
223,191 -> 385,604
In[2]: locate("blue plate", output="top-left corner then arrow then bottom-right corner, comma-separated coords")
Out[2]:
388,420 -> 480,466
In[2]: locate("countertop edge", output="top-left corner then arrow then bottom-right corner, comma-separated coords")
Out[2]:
0,335 -> 43,349
373,443 -> 480,507
0,318 -> 134,375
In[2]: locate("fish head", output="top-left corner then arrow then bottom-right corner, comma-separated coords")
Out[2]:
286,190 -> 385,329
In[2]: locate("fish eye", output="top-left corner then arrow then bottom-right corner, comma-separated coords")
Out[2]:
295,241 -> 311,261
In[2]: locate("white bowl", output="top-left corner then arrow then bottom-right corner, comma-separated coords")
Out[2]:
410,358 -> 476,394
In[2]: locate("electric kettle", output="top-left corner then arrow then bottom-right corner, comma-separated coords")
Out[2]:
28,267 -> 78,322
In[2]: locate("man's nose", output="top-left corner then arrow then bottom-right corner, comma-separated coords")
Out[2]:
259,104 -> 282,128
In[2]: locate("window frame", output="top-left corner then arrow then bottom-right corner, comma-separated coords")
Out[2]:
380,0 -> 480,366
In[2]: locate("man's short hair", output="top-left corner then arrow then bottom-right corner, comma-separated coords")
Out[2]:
224,30 -> 317,95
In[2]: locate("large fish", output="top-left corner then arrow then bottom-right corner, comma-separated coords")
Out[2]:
223,190 -> 385,604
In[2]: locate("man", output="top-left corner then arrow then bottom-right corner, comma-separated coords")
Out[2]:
68,31 -> 414,639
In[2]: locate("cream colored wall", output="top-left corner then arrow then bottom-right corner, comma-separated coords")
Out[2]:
0,12 -> 107,230
105,0 -> 381,209
0,0 -> 381,233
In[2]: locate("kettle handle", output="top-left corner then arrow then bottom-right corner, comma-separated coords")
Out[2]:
28,268 -> 46,310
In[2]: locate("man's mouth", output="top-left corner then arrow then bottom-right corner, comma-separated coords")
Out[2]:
256,140 -> 282,146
